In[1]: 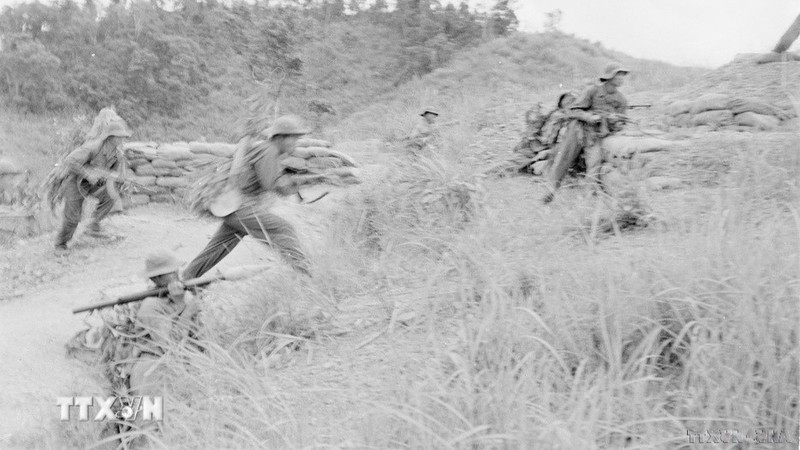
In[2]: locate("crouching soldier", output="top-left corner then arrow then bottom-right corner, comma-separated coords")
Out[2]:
52,108 -> 134,252
129,251 -> 199,396
405,107 -> 441,155
542,63 -> 630,203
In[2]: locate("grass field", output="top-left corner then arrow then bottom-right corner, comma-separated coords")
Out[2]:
38,124 -> 797,449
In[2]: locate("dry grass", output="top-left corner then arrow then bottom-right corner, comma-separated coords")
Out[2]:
48,126 -> 796,450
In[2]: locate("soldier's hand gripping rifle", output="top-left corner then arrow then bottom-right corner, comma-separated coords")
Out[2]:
82,167 -> 156,213
72,265 -> 270,314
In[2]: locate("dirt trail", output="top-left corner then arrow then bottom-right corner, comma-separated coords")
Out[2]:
0,205 -> 292,443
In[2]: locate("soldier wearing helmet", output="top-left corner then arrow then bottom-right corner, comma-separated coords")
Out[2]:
406,107 -> 441,154
182,115 -> 317,279
53,108 -> 133,251
542,63 -> 630,203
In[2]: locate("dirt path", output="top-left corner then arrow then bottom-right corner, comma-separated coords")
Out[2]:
0,205 -> 280,443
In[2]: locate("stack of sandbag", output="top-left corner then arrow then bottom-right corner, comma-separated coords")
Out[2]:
664,93 -> 793,131
284,138 -> 361,186
123,141 -> 237,205
185,137 -> 361,217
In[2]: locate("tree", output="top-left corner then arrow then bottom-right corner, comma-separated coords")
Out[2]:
489,0 -> 518,36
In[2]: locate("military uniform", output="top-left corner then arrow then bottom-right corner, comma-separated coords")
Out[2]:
544,64 -> 629,202
183,115 -> 312,279
406,108 -> 440,154
128,252 -> 199,395
54,108 -> 132,249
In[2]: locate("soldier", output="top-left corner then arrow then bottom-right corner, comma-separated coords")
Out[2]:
182,115 -> 320,279
542,63 -> 629,203
53,108 -> 133,252
406,107 -> 441,154
129,251 -> 199,396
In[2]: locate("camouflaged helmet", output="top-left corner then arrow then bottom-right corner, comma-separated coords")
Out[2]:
85,107 -> 133,142
265,115 -> 311,138
599,63 -> 629,81
143,251 -> 183,278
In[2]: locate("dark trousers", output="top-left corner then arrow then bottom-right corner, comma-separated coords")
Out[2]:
55,176 -> 115,247
183,203 -> 310,279
546,120 -> 604,193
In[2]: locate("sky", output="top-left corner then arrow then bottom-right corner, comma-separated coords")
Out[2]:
496,0 -> 800,68
1,0 -> 798,68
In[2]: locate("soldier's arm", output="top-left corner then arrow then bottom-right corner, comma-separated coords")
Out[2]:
253,146 -> 285,193
63,145 -> 98,181
569,86 -> 596,111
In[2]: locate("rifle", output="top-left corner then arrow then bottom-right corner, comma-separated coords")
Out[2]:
83,167 -> 156,213
628,104 -> 652,109
72,265 -> 271,314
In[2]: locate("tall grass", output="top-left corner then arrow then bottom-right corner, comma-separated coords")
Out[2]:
52,130 -> 798,449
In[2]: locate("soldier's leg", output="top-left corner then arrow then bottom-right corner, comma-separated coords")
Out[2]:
543,122 -> 584,202
583,141 -> 605,191
236,207 -> 311,276
88,184 -> 118,233
55,177 -> 86,248
182,219 -> 245,279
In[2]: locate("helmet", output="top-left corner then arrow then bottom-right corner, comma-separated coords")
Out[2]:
599,63 -> 629,81
420,108 -> 439,117
556,91 -> 577,109
265,115 -> 311,138
86,108 -> 133,141
143,251 -> 183,278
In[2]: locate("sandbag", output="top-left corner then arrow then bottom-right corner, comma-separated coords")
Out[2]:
666,100 -> 694,117
189,142 -> 236,158
125,146 -> 159,160
134,164 -> 183,177
307,157 -> 344,170
281,156 -> 309,172
149,193 -> 175,203
672,113 -> 692,127
132,175 -> 157,186
689,93 -> 733,115
127,194 -> 150,206
156,177 -> 190,188
126,157 -> 150,168
157,144 -> 194,161
152,159 -> 179,169
296,138 -> 331,148
691,110 -> 733,127
123,142 -> 158,152
729,99 -> 792,120
734,112 -> 780,130
603,136 -> 688,158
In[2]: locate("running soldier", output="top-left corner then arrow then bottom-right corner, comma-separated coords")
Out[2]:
183,115 -> 320,279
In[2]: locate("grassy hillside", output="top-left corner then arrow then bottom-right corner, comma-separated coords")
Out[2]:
335,31 -> 706,141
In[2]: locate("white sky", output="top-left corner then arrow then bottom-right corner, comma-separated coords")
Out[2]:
491,0 -> 800,68
1,0 -> 798,68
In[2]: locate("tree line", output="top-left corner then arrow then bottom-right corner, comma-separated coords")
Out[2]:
0,0 -> 518,123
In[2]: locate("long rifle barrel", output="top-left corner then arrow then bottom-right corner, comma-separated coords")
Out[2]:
72,273 -> 217,314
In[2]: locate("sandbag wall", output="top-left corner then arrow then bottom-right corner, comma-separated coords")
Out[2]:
664,93 -> 795,131
121,141 -> 236,206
